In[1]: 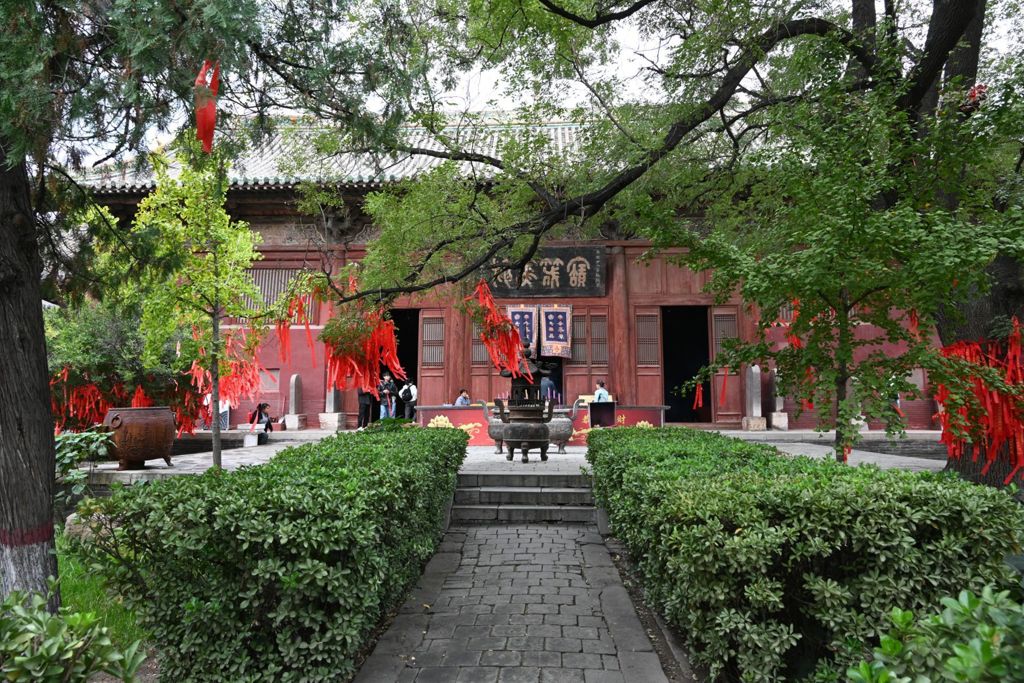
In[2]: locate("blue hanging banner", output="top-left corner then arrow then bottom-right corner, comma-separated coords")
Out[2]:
506,306 -> 538,354
540,304 -> 572,358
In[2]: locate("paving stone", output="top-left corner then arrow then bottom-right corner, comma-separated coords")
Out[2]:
354,522 -> 672,683
545,637 -> 583,653
563,626 -> 600,640
455,667 -> 500,683
562,653 -> 604,669
506,636 -> 546,651
526,623 -> 563,638
442,650 -> 483,667
509,614 -> 544,625
414,667 -> 459,683
521,651 -> 562,667
541,668 -> 584,683
498,667 -> 541,683
467,636 -> 508,650
480,650 -> 522,666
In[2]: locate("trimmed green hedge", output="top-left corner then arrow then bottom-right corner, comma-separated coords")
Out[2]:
587,428 -> 1024,682
79,428 -> 467,682
849,587 -> 1024,683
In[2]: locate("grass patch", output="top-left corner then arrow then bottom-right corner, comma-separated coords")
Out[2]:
57,532 -> 145,648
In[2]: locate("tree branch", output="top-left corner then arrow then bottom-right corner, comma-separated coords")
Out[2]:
537,0 -> 660,29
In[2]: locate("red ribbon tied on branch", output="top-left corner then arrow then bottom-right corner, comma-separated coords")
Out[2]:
934,318 -> 1024,484
194,60 -> 220,153
466,280 -> 530,380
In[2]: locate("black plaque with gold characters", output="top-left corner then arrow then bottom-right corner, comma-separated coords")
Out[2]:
489,246 -> 606,297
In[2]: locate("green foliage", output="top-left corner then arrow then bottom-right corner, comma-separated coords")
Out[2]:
79,429 -> 468,681
57,534 -> 145,650
54,430 -> 111,516
0,583 -> 145,683
586,427 -> 1024,681
120,145 -> 263,366
849,587 -> 1024,683
45,300 -> 181,390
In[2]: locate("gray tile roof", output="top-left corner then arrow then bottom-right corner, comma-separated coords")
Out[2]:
83,120 -> 582,194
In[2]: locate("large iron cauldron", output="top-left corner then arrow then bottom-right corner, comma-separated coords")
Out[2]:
103,407 -> 176,470
548,399 -> 586,454
494,398 -> 554,463
476,401 -> 506,454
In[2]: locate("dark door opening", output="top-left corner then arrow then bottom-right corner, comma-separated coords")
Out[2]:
538,357 -> 564,404
662,306 -> 711,422
391,309 -> 420,418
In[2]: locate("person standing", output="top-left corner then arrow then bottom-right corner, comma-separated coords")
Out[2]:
454,388 -> 471,406
356,387 -> 372,429
593,381 -> 611,402
400,378 -> 418,420
540,375 -> 556,402
378,372 -> 398,419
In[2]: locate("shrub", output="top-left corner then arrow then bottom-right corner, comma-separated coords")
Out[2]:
78,428 -> 467,681
848,587 -> 1024,683
0,586 -> 145,682
55,429 -> 111,517
587,427 -> 1024,682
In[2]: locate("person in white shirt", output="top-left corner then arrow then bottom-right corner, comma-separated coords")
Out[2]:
401,379 -> 418,419
593,381 -> 611,403
454,388 -> 471,406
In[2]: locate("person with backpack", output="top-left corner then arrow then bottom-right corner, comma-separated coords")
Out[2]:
400,378 -> 418,419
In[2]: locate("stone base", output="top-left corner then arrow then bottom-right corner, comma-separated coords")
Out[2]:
284,414 -> 308,431
770,412 -> 789,431
319,412 -> 346,431
741,416 -> 767,431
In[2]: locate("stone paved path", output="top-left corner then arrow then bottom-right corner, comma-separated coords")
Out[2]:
355,525 -> 669,683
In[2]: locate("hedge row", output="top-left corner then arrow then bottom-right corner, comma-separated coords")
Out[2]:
79,428 -> 468,682
586,427 -> 1024,682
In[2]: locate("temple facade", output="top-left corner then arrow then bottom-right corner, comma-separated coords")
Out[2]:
89,124 -> 937,431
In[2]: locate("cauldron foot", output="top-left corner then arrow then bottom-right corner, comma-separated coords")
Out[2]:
557,444 -> 567,455
521,449 -> 529,464
495,440 -> 504,455
540,450 -> 548,462
505,451 -> 513,461
163,455 -> 173,466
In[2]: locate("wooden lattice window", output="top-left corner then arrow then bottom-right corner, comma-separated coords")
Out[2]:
569,316 -> 588,365
591,316 -> 608,365
422,317 -> 445,366
714,313 -> 738,356
471,322 -> 489,364
636,314 -> 659,366
238,268 -> 318,324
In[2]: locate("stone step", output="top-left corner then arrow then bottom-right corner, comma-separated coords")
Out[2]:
451,504 -> 596,524
454,486 -> 594,506
457,472 -> 592,489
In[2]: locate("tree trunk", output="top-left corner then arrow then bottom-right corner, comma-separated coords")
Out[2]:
211,309 -> 222,469
834,291 -> 854,462
0,149 -> 58,603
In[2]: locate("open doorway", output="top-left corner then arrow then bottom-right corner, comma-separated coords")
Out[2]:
391,309 -> 420,418
662,306 -> 711,422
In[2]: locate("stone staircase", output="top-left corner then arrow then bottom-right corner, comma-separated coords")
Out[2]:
451,471 -> 596,523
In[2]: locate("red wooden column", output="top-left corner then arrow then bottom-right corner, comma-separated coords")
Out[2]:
446,306 -> 471,404
608,246 -> 636,405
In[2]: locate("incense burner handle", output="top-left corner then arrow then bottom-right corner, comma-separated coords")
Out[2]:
569,398 -> 585,421
494,398 -> 510,423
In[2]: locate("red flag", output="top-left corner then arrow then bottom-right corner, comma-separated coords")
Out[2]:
195,60 -> 220,153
